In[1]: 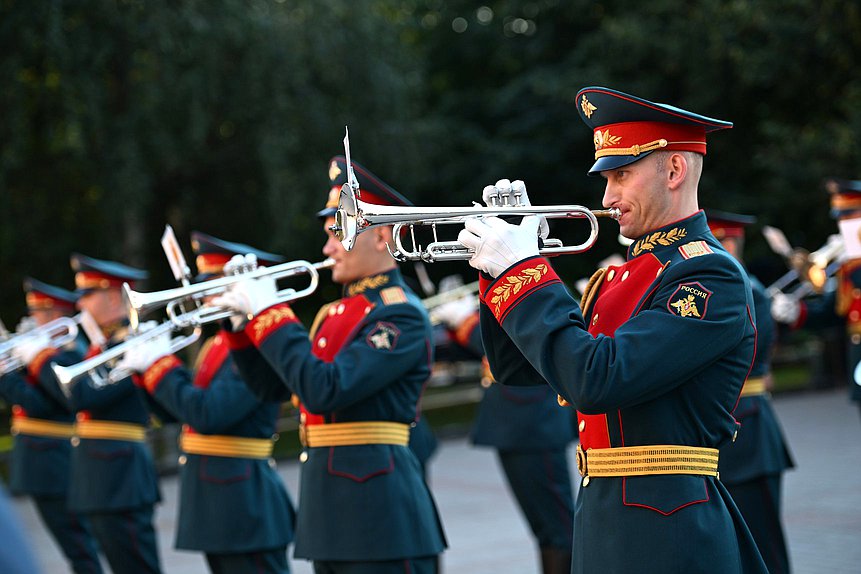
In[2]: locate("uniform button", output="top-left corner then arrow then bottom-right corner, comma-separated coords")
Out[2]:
582,476 -> 591,487
481,377 -> 492,388
606,269 -> 615,281
337,304 -> 346,314
852,311 -> 860,322
268,458 -> 277,469
364,307 -> 371,314
178,455 -> 187,465
299,451 -> 309,463
578,419 -> 586,432
853,334 -> 861,345
621,270 -> 630,281
318,337 -> 327,348
71,437 -> 80,447
300,412 -> 307,424
592,314 -> 598,326
271,433 -> 279,442
328,306 -> 337,316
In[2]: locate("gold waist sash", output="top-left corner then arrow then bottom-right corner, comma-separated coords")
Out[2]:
739,376 -> 767,397
300,421 -> 410,448
75,420 -> 146,443
11,417 -> 75,439
180,429 -> 274,459
576,444 -> 719,479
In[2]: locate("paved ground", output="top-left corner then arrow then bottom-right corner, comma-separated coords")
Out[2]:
12,388 -> 861,573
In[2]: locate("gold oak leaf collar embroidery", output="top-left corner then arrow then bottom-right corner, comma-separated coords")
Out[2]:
667,282 -> 712,320
631,228 -> 687,257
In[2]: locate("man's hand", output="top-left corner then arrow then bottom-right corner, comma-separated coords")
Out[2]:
458,216 -> 541,278
482,179 -> 549,240
432,296 -> 477,330
11,331 -> 51,366
770,292 -> 801,324
115,324 -> 172,374
211,274 -> 278,320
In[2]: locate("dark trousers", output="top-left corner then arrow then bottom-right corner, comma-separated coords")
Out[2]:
498,449 -> 575,550
727,474 -> 790,574
88,506 -> 162,574
206,548 -> 290,574
34,496 -> 103,574
313,556 -> 438,574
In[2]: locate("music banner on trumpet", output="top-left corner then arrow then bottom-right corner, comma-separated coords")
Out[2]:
838,218 -> 861,259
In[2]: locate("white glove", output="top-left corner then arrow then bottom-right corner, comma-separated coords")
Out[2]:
115,327 -> 172,374
482,179 -> 549,241
458,216 -> 541,278
433,295 -> 477,330
11,331 -> 52,366
770,292 -> 801,324
211,274 -> 278,319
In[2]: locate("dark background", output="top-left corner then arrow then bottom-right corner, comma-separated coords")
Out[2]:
2,0 -> 859,324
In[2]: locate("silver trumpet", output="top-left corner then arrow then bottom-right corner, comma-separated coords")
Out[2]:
0,315 -> 81,375
766,234 -> 844,300
50,321 -> 202,396
331,183 -> 621,263
124,258 -> 335,330
423,281 -> 481,326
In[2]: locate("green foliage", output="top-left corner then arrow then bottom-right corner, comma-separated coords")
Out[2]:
1,0 -> 860,320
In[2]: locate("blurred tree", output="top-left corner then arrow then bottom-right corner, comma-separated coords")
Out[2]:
1,0 -> 860,324
0,0 -> 432,322
410,0 -> 861,283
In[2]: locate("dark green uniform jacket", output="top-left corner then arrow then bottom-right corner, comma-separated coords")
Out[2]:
719,277 -> 794,483
142,331 -> 296,553
478,211 -> 767,574
60,329 -> 161,513
0,343 -> 79,496
230,268 -> 446,562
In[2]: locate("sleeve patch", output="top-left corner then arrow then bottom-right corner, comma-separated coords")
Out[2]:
380,287 -> 407,305
667,282 -> 712,319
678,241 -> 713,259
366,321 -> 401,350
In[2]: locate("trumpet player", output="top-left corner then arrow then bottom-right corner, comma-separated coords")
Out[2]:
456,87 -> 768,573
771,178 -> 861,419
0,278 -> 102,574
706,210 -> 794,574
213,156 -> 446,574
63,254 -> 163,574
114,232 -> 296,574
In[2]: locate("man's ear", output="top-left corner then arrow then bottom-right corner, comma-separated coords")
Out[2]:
374,227 -> 393,252
666,152 -> 688,191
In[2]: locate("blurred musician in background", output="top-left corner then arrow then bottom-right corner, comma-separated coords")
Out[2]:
707,210 -> 794,574
57,254 -> 162,574
433,274 -> 575,574
771,178 -> 861,420
1,278 -> 103,573
116,232 -> 296,574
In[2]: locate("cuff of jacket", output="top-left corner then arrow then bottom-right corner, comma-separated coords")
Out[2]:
222,327 -> 253,350
792,301 -> 808,330
484,256 -> 561,324
245,303 -> 300,347
29,348 -> 59,380
142,355 -> 183,394
453,312 -> 480,348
